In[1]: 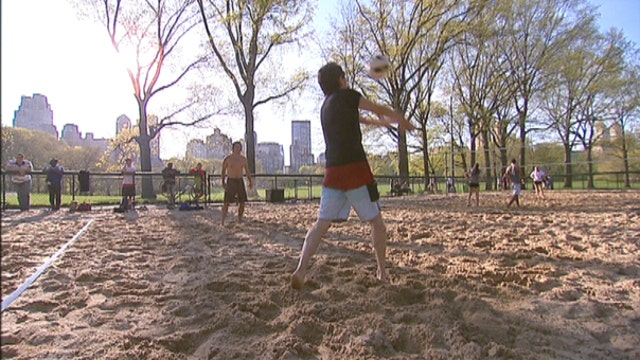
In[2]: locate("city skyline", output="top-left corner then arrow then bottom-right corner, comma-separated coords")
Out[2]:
11,92 -> 308,173
2,0 -> 638,161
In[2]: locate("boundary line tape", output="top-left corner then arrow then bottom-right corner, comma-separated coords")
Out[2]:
1,218 -> 95,312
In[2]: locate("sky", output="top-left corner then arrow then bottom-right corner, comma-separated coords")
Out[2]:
2,0 -> 639,161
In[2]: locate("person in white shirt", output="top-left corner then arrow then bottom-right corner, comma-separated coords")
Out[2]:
6,153 -> 33,211
530,166 -> 546,199
121,158 -> 136,210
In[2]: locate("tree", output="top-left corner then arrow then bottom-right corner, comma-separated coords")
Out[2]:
496,0 -> 592,176
196,0 -> 313,173
97,125 -> 140,172
0,127 -> 64,170
541,17 -> 619,188
60,146 -> 105,172
450,3 -> 517,189
607,54 -> 640,187
326,0 -> 479,182
74,0 -> 218,198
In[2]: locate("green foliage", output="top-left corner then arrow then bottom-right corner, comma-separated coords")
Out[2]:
1,127 -> 105,172
367,153 -> 397,176
97,126 -> 139,172
298,165 -> 324,175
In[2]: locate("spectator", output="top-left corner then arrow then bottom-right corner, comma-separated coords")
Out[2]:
544,174 -> 554,190
121,158 -> 136,210
6,153 -> 33,211
43,158 -> 64,211
390,179 -> 401,196
427,177 -> 437,194
400,180 -> 411,195
161,162 -> 180,209
189,162 -> 206,205
447,177 -> 456,193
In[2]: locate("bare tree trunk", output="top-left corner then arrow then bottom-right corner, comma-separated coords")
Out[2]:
481,130 -> 492,191
138,140 -> 155,199
519,112 -> 527,176
563,144 -> 572,188
422,130 -> 430,188
244,106 -> 256,174
586,147 -> 595,189
398,130 -> 409,179
622,132 -> 631,188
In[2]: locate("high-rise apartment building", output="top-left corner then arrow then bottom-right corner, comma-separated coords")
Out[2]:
256,142 -> 284,174
12,94 -> 58,138
289,120 -> 314,173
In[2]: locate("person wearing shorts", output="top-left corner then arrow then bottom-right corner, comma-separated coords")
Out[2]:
221,142 -> 253,225
121,158 -> 136,210
530,166 -> 546,199
505,158 -> 522,207
466,162 -> 480,206
290,62 -> 415,290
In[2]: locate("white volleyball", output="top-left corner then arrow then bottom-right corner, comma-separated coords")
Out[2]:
367,54 -> 390,79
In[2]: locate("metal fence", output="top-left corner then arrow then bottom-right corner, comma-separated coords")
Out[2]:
1,170 -> 639,210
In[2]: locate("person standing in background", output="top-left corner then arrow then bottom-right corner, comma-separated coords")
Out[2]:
121,158 -> 136,210
6,153 -> 33,211
43,158 -> 64,211
162,162 -> 180,209
504,159 -> 522,208
530,166 -> 546,199
221,142 -> 253,225
189,162 -> 207,206
465,163 -> 480,206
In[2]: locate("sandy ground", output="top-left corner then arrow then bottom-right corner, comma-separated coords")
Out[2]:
1,190 -> 639,359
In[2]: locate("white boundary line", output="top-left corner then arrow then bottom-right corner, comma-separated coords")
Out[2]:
1,218 -> 95,313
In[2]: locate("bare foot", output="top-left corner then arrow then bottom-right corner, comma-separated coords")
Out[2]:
291,271 -> 305,290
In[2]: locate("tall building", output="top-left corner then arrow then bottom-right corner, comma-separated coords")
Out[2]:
116,114 -> 131,134
186,139 -> 207,159
206,128 -> 233,160
61,124 -> 109,152
317,152 -> 326,167
257,142 -> 284,174
12,93 -> 58,138
289,120 -> 314,173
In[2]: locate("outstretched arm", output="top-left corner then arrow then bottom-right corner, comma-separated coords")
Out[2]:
359,115 -> 393,128
359,97 -> 415,132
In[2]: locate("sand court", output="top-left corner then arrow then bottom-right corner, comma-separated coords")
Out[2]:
1,191 -> 639,359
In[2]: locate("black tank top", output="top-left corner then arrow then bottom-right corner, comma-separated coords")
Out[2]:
321,89 -> 367,167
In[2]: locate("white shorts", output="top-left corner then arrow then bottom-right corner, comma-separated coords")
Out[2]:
318,185 -> 380,222
512,183 -> 522,196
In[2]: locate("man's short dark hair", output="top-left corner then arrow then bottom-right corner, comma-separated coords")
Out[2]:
318,62 -> 345,96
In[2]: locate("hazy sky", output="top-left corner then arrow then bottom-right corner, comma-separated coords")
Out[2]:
2,0 -> 638,160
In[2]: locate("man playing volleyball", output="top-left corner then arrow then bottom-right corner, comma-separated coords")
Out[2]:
291,62 -> 414,289
221,141 -> 253,225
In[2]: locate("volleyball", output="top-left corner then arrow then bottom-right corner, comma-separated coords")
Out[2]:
367,54 -> 390,79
